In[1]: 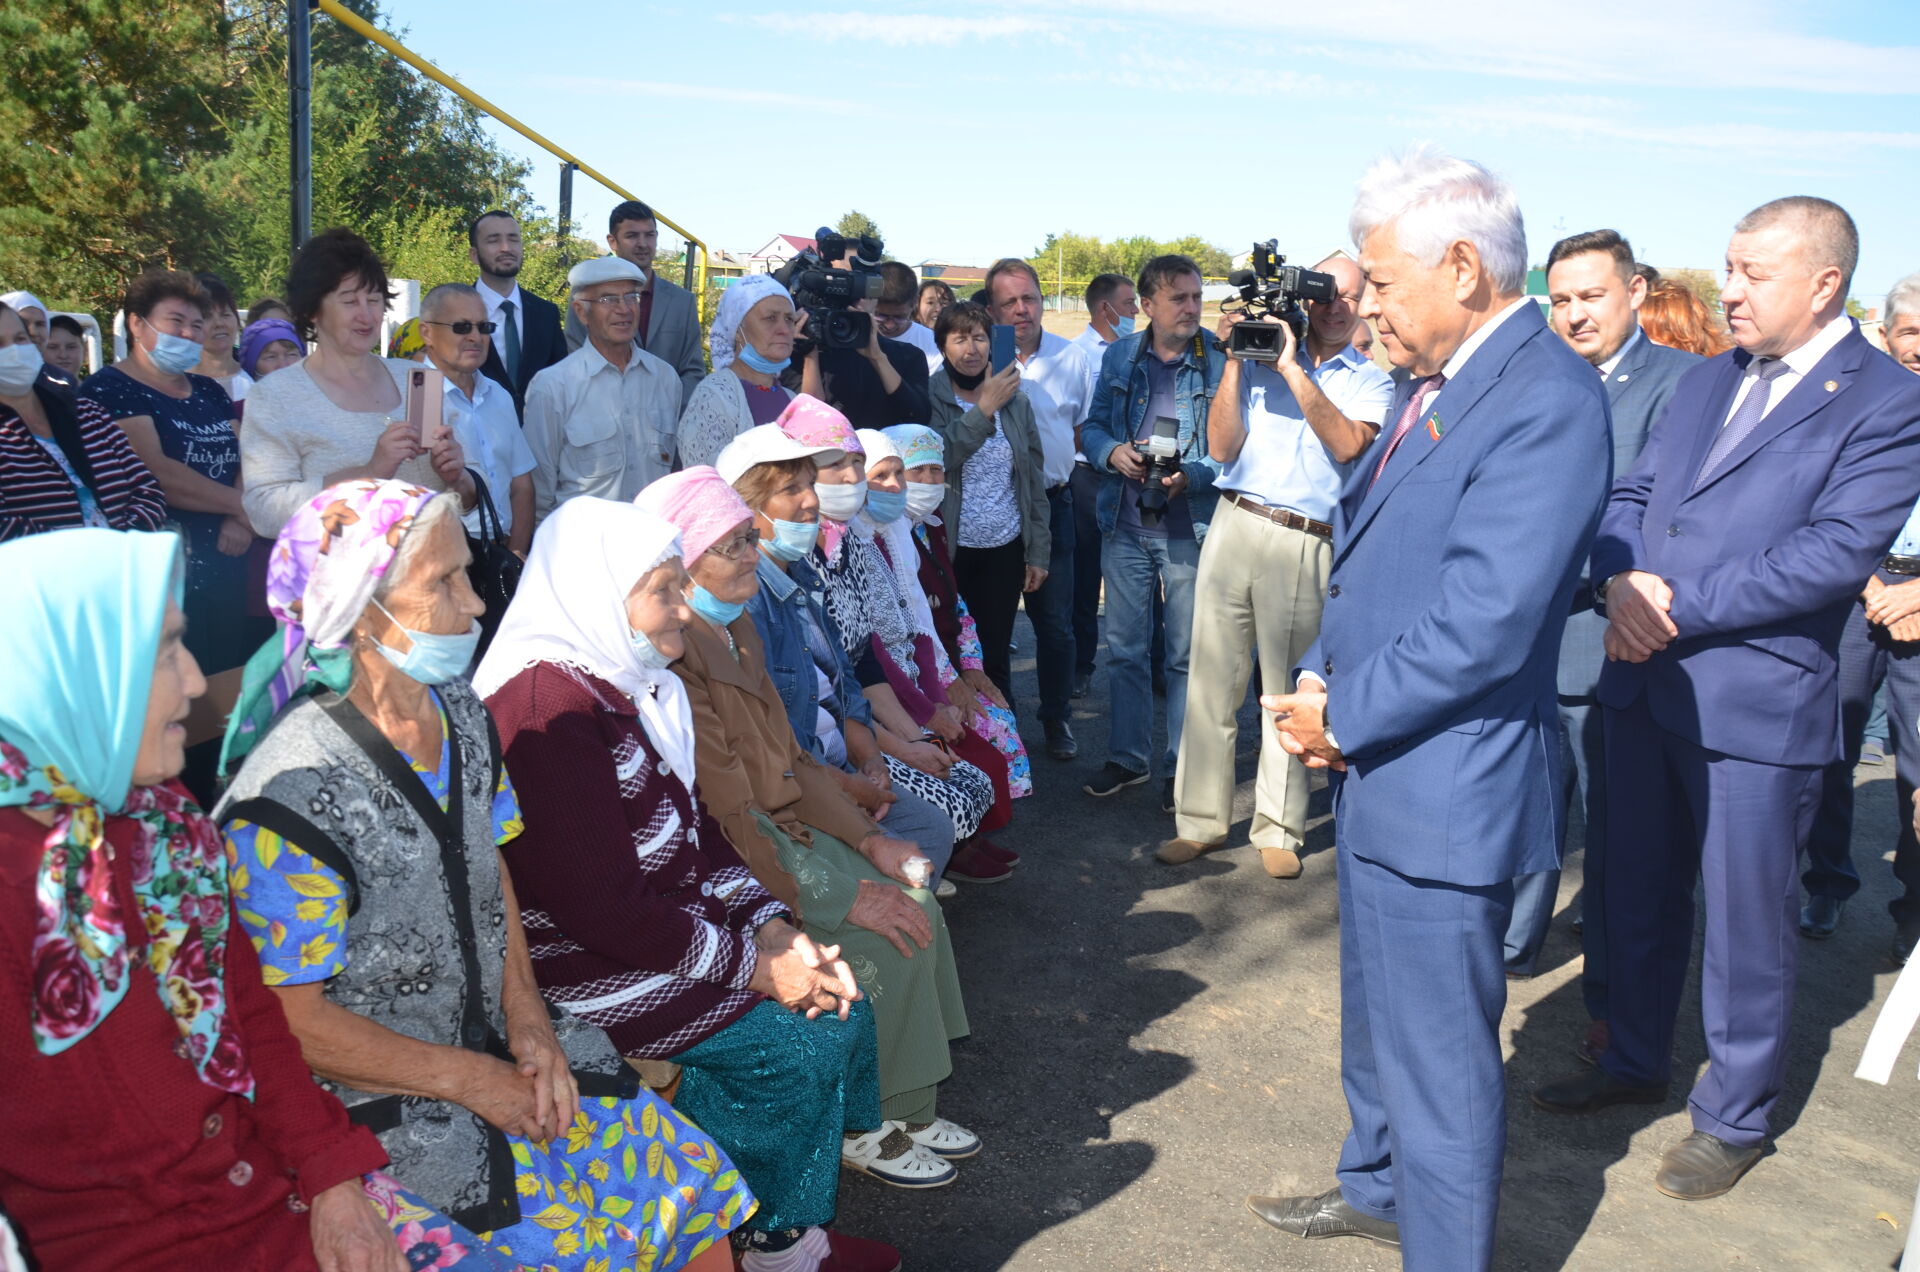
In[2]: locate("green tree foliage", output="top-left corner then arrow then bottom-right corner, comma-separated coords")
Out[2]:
0,0 -> 546,318
1026,231 -> 1235,299
835,210 -> 883,243
1663,267 -> 1722,312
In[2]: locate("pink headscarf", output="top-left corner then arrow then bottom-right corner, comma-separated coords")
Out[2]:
777,394 -> 863,457
633,467 -> 754,561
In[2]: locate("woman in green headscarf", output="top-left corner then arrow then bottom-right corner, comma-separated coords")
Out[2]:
0,527 -> 507,1270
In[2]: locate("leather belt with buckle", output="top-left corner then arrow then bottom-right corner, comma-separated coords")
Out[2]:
1885,554 -> 1920,576
1225,491 -> 1332,540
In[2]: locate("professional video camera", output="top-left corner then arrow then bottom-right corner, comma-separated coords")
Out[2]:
1135,415 -> 1182,525
1224,241 -> 1337,362
773,228 -> 887,353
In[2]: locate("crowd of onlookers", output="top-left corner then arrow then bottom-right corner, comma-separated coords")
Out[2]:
3,177 -> 1919,1272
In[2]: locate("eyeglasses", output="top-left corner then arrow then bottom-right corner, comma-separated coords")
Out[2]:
705,528 -> 762,561
584,291 -> 645,308
421,320 -> 499,335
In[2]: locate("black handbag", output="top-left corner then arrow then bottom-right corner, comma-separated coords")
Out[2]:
464,471 -> 522,653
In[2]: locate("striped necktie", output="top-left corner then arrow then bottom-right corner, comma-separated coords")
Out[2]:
1369,372 -> 1445,490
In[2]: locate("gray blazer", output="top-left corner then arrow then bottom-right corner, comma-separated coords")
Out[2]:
928,367 -> 1052,571
1558,328 -> 1702,695
565,273 -> 707,409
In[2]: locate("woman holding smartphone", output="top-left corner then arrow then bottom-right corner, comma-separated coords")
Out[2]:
926,302 -> 1050,709
239,228 -> 474,538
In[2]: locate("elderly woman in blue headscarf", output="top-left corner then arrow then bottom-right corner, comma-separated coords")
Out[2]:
677,275 -> 797,470
214,478 -> 753,1272
0,527 -> 511,1270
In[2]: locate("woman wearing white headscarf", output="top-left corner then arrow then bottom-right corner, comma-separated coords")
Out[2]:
477,498 -> 905,1272
677,276 -> 798,470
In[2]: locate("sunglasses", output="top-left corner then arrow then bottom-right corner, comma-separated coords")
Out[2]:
421,320 -> 499,335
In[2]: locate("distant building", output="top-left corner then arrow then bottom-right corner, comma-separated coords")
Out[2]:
918,260 -> 990,289
704,248 -> 749,283
748,235 -> 816,274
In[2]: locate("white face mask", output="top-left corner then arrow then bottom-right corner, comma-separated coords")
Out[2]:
0,341 -> 44,395
814,479 -> 868,523
904,481 -> 947,523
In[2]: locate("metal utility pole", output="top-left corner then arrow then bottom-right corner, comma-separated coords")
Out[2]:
557,162 -> 577,265
289,0 -> 314,255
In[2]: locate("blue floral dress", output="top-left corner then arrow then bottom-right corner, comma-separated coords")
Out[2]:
225,692 -> 756,1271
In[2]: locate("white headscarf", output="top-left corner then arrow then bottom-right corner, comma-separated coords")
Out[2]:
473,497 -> 698,788
855,429 -> 939,639
0,290 -> 47,319
709,275 -> 793,373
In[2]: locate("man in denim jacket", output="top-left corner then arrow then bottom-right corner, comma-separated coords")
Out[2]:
1079,254 -> 1227,801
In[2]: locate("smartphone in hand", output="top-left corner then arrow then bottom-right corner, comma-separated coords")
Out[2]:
407,365 -> 448,447
990,324 -> 1017,375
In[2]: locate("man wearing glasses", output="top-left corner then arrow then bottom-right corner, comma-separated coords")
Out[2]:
523,256 -> 680,524
419,283 -> 537,555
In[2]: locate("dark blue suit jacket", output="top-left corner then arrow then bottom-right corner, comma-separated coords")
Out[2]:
479,288 -> 567,419
1301,303 -> 1612,885
1558,332 -> 1701,695
1593,323 -> 1920,767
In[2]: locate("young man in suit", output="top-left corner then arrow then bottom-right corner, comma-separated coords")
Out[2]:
1509,232 -> 1699,1017
1535,198 -> 1920,1200
1251,147 -> 1613,1270
470,210 -> 566,419
564,200 -> 706,409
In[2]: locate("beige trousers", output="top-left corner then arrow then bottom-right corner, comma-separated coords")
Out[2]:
1174,499 -> 1332,851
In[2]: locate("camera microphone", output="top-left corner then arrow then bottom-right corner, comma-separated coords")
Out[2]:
1228,269 -> 1256,289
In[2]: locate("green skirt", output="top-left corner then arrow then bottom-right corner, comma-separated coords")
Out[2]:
753,811 -> 968,1119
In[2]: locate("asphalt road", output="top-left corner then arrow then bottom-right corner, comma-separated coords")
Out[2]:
834,613 -> 1920,1270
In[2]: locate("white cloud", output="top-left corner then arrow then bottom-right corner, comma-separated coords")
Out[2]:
537,76 -> 864,115
738,12 -> 1067,45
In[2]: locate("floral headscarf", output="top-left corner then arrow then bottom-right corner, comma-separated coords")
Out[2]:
0,529 -> 254,1094
883,424 -> 945,472
221,479 -> 444,773
386,317 -> 425,361
776,394 -> 863,457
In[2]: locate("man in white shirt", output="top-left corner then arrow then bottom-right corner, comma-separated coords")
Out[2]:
987,257 -> 1095,759
523,257 -> 679,524
1161,256 -> 1392,875
874,262 -> 941,365
1070,273 -> 1141,694
418,284 -> 537,556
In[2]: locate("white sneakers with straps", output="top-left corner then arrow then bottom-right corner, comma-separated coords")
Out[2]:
840,1122 -> 956,1189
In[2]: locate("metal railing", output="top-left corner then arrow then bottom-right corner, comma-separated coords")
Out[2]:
308,0 -> 709,315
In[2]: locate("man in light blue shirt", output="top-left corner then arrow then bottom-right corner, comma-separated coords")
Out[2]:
419,283 -> 537,555
1160,254 -> 1392,876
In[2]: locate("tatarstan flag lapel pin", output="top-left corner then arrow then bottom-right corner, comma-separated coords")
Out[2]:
1426,414 -> 1444,440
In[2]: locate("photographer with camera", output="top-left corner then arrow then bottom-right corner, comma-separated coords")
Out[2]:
1079,254 -> 1227,802
776,230 -> 931,430
1159,253 -> 1392,876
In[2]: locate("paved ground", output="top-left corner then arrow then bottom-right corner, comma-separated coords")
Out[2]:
836,615 -> 1920,1270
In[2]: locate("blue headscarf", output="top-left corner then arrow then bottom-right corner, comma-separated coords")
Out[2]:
0,530 -> 255,1094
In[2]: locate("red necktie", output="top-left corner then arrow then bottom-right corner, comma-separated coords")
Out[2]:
1368,372 -> 1446,489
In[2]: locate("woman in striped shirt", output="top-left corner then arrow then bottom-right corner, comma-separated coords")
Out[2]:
0,301 -> 164,540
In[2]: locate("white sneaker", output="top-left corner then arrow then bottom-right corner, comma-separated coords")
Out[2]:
906,1116 -> 981,1160
841,1121 -> 957,1189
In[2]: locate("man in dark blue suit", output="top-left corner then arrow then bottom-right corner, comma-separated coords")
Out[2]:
1505,231 -> 1699,1014
1246,147 -> 1612,1271
470,210 -> 567,420
1535,197 -> 1920,1200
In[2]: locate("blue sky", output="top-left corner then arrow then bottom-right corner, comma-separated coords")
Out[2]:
373,0 -> 1920,307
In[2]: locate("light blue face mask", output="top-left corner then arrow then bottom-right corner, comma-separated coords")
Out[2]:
738,344 -> 791,376
762,517 -> 819,563
865,487 -> 907,524
147,329 -> 205,375
630,624 -> 675,669
687,585 -> 745,627
1112,314 -> 1137,340
371,600 -> 480,685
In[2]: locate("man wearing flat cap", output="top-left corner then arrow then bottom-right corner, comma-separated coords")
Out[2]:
522,256 -> 680,524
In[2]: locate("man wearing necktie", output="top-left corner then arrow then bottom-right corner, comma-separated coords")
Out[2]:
1248,146 -> 1611,1270
1535,197 -> 1920,1201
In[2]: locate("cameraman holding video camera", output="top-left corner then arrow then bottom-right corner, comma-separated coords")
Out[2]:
1080,254 -> 1228,802
776,229 -> 931,429
1159,252 -> 1393,876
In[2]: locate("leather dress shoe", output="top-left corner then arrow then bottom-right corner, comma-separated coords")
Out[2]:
1533,1065 -> 1668,1114
1155,837 -> 1220,865
1654,1130 -> 1763,1200
1246,1186 -> 1400,1248
1259,847 -> 1303,879
1798,895 -> 1844,939
1044,720 -> 1078,761
1892,919 -> 1919,965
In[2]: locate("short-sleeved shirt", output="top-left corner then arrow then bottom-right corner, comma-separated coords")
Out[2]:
1220,343 -> 1395,521
225,691 -> 524,985
81,366 -> 241,595
443,371 -> 536,536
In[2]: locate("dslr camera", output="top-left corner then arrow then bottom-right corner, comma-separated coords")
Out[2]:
1225,241 -> 1337,362
774,228 -> 887,353
1135,415 -> 1183,525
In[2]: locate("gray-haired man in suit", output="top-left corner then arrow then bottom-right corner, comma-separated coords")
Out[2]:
564,199 -> 706,409
1508,230 -> 1699,1021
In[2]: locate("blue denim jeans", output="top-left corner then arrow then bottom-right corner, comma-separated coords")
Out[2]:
1102,528 -> 1198,774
